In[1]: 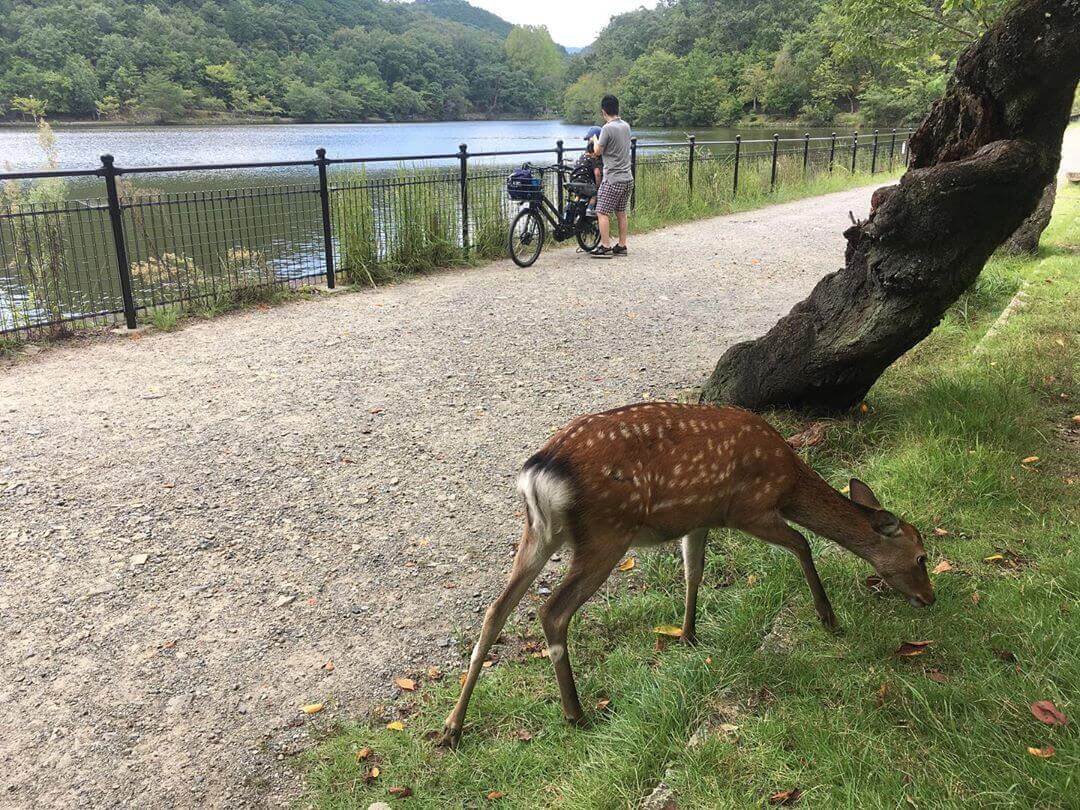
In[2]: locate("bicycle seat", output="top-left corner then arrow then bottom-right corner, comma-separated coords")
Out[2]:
566,181 -> 597,197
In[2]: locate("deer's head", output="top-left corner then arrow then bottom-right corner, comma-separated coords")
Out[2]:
849,478 -> 935,607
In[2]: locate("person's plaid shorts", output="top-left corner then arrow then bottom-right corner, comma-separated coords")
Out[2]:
596,179 -> 634,214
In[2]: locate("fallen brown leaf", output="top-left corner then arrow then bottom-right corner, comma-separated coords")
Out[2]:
617,557 -> 636,572
1027,745 -> 1055,759
355,746 -> 373,762
364,766 -> 380,783
386,720 -> 405,731
1021,455 -> 1040,464
1030,700 -> 1068,726
482,660 -> 494,668
394,677 -> 417,691
894,640 -> 934,658
932,527 -> 950,536
931,560 -> 953,574
486,790 -> 505,800
768,788 -> 803,805
427,667 -> 443,681
301,703 -> 324,715
971,592 -> 981,605
596,698 -> 611,711
865,575 -> 887,594
874,682 -> 889,707
513,729 -> 533,742
926,669 -> 948,684
388,786 -> 413,798
786,422 -> 828,449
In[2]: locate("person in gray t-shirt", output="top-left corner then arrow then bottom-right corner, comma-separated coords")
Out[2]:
593,95 -> 633,257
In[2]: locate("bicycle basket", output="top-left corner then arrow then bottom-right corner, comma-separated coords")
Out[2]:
506,167 -> 543,201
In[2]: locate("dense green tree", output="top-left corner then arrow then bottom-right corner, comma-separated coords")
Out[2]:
0,0 -> 568,123
504,26 -> 566,109
136,73 -> 191,123
571,0 -> 1015,127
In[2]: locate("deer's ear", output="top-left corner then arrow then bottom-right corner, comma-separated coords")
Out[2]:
871,509 -> 902,537
849,478 -> 882,509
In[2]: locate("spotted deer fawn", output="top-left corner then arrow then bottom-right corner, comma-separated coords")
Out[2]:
439,402 -> 935,748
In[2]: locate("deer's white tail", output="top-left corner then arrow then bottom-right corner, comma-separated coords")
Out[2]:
517,458 -> 575,548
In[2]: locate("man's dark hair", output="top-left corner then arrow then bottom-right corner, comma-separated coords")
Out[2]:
600,95 -> 619,116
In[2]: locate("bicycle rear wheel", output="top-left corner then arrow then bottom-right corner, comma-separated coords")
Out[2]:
575,216 -> 600,253
508,208 -> 545,268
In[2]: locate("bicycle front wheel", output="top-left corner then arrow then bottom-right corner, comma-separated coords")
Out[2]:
508,208 -> 545,268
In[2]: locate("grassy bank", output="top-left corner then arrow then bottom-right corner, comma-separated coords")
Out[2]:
301,185 -> 1078,807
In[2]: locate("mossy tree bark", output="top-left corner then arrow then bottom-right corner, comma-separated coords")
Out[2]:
700,0 -> 1079,413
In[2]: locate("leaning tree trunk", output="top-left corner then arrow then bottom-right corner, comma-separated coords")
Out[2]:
701,0 -> 1080,413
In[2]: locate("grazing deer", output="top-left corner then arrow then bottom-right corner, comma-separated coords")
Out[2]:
439,402 -> 935,748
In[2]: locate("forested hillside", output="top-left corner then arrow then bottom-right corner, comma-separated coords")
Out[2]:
0,0 -> 566,123
565,0 -> 1014,127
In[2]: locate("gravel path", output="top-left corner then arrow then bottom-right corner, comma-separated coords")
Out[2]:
0,185 -> 879,807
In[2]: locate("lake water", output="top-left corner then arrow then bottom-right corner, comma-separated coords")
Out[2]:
0,119 -> 855,177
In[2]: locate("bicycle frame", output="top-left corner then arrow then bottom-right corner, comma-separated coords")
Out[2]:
516,166 -> 589,242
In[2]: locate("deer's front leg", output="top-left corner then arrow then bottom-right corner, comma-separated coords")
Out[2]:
680,528 -> 708,644
741,514 -> 838,632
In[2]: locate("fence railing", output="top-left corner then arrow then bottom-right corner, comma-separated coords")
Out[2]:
0,129 -> 912,339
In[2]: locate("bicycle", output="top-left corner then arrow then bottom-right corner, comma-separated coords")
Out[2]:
506,163 -> 601,268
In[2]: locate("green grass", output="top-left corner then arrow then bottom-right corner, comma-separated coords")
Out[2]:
301,185 -> 1079,808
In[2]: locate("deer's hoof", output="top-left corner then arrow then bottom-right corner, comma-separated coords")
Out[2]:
436,725 -> 462,750
680,631 -> 699,646
820,613 -> 842,635
565,713 -> 591,729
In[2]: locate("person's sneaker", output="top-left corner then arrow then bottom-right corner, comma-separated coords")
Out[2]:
612,245 -> 627,256
591,245 -> 614,259
585,206 -> 597,218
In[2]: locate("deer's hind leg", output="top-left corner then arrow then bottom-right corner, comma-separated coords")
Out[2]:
439,523 -> 556,748
539,530 -> 630,725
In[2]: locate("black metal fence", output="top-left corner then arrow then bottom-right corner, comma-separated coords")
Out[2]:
0,129 -> 911,340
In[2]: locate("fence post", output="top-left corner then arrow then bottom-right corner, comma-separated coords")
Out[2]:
889,128 -> 897,170
458,143 -> 469,255
99,154 -> 137,330
556,139 -> 565,212
732,135 -> 741,196
802,132 -> 810,174
315,148 -> 336,289
630,136 -> 638,211
688,135 -> 696,198
870,129 -> 879,175
828,132 -> 837,173
851,131 -> 859,173
770,133 -> 779,191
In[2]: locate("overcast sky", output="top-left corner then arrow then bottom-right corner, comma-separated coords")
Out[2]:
467,1 -> 660,49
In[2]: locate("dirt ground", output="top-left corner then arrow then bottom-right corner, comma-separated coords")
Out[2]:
0,185 -> 884,807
